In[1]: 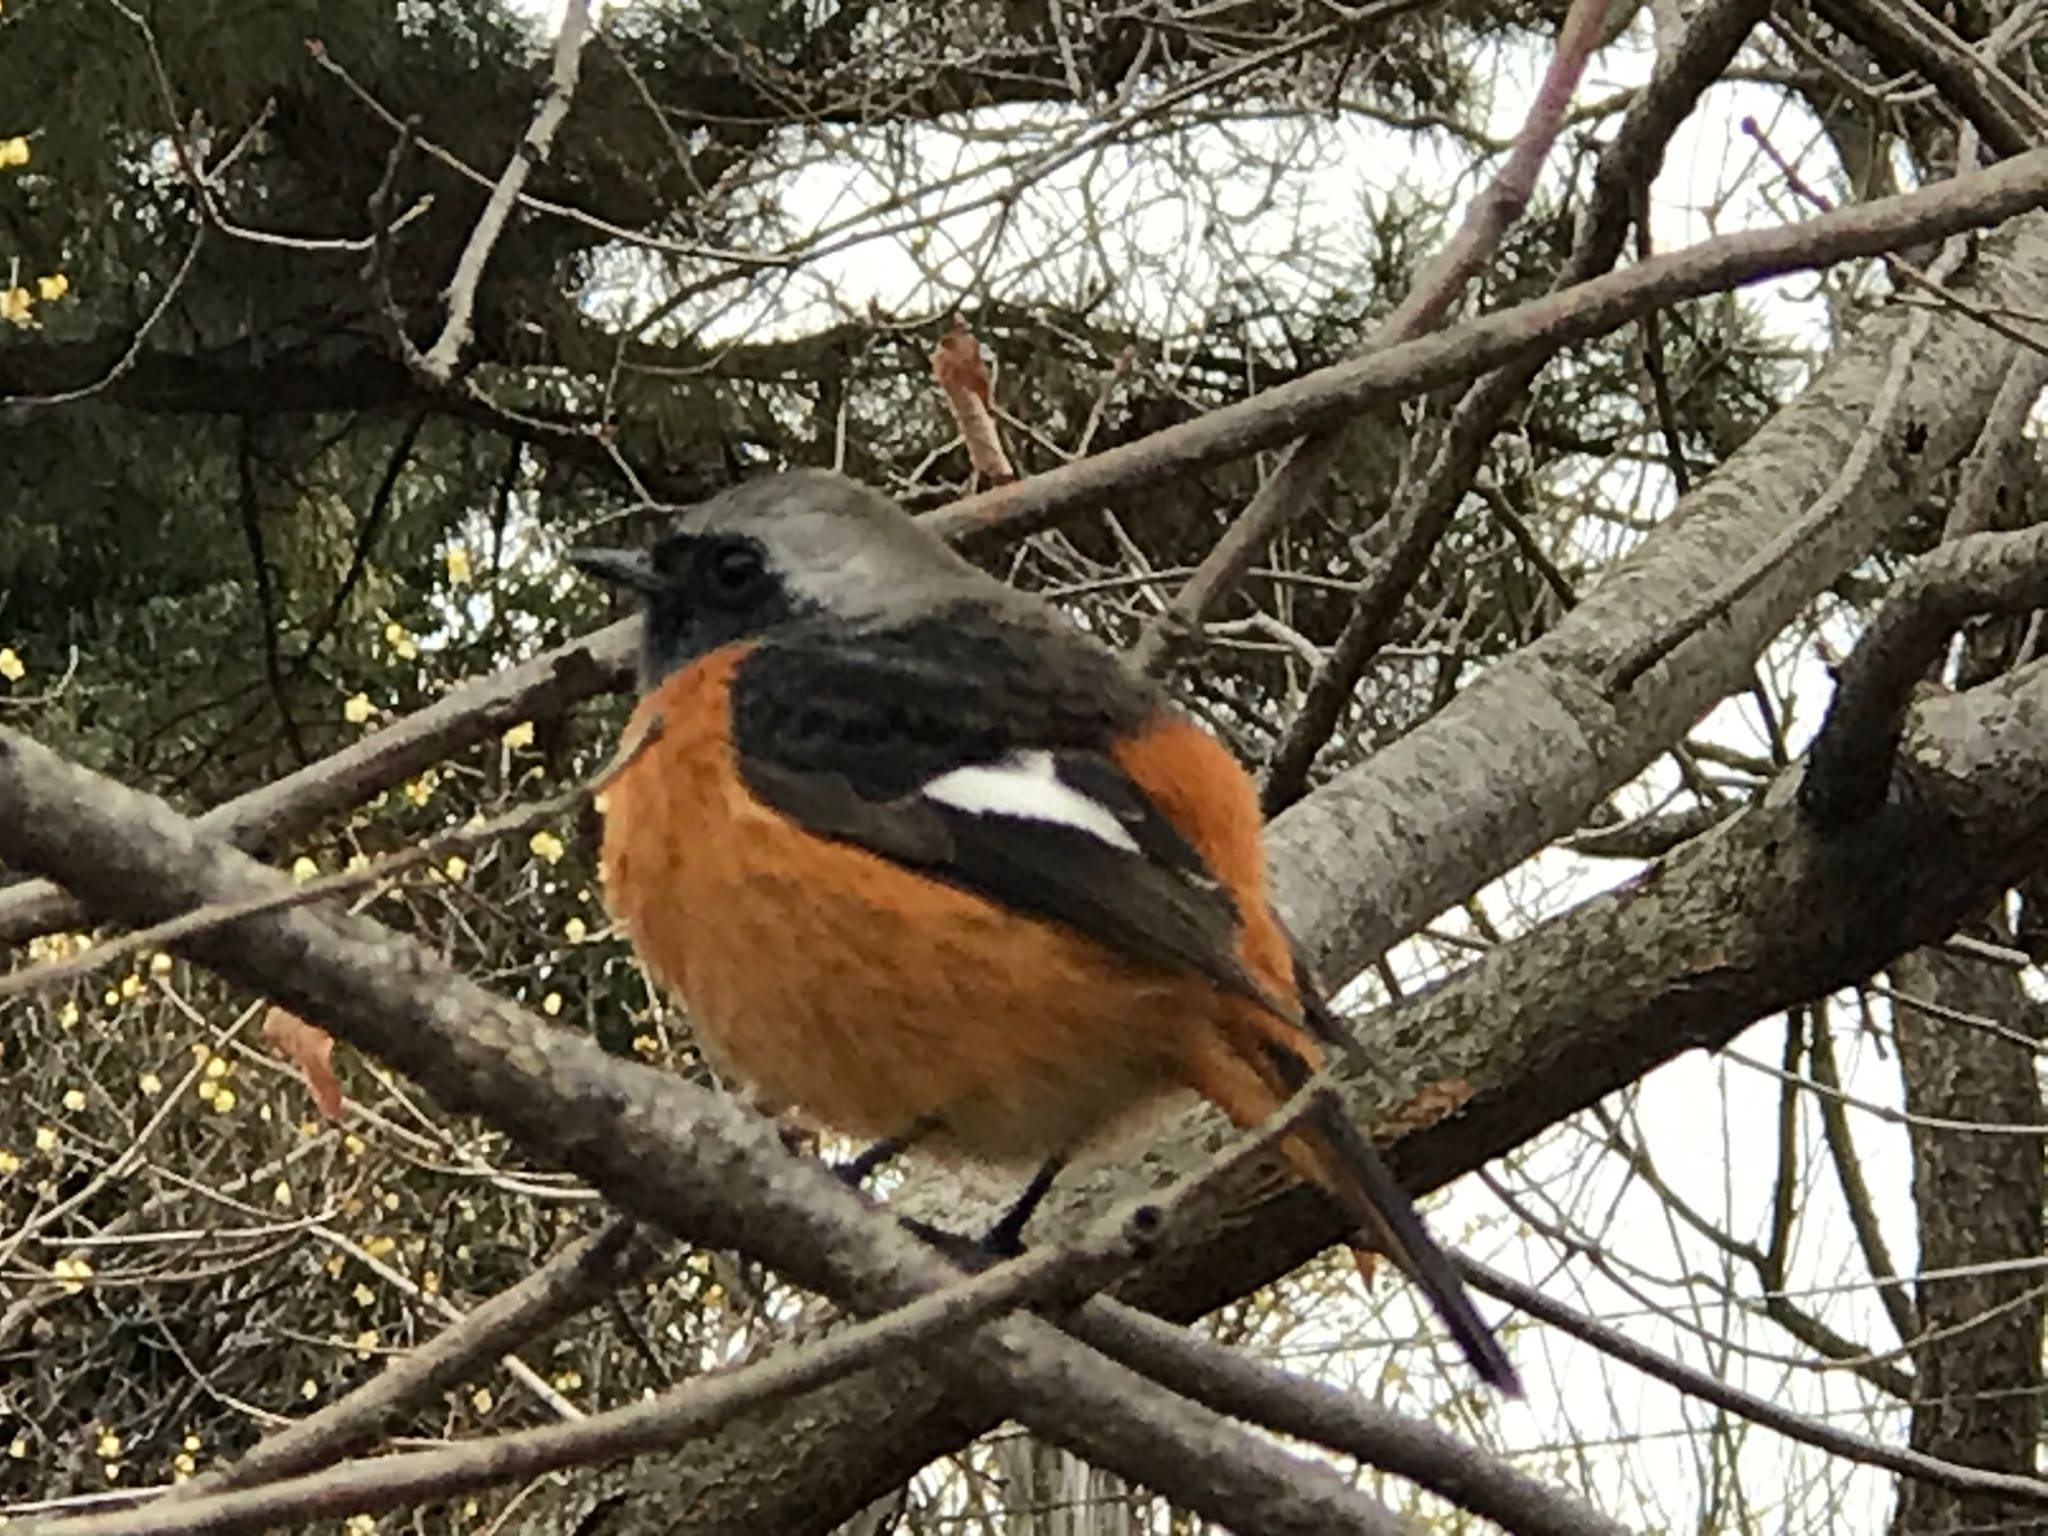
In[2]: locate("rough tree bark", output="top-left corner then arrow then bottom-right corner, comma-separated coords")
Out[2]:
1889,936 -> 2047,1536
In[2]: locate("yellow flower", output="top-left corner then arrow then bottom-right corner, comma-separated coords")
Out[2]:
445,545 -> 472,584
57,1000 -> 78,1029
420,1270 -> 441,1295
0,648 -> 22,681
203,1055 -> 229,1080
632,1034 -> 659,1057
541,992 -> 563,1017
342,692 -> 374,725
0,1150 -> 19,1175
563,916 -> 587,942
171,1452 -> 195,1478
291,856 -> 319,882
137,1072 -> 162,1096
528,829 -> 565,864
470,1387 -> 494,1414
149,951 -> 173,976
353,1329 -> 378,1357
35,273 -> 66,302
210,1087 -> 237,1113
60,1089 -> 85,1112
182,1434 -> 201,1453
0,288 -> 30,326
6,1436 -> 25,1459
300,1379 -> 318,1401
195,1078 -> 219,1105
442,854 -> 468,881
346,1515 -> 378,1535
352,1282 -> 376,1307
52,1255 -> 91,1294
362,1234 -> 396,1259
273,1180 -> 292,1207
404,774 -> 435,807
0,136 -> 29,167
33,1126 -> 57,1153
118,973 -> 141,999
94,1430 -> 120,1460
382,622 -> 417,661
501,719 -> 535,750
343,1133 -> 367,1158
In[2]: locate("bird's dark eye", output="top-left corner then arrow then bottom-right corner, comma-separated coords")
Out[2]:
696,536 -> 770,604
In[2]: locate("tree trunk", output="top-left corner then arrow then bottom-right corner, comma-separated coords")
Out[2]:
1889,934 -> 2046,1535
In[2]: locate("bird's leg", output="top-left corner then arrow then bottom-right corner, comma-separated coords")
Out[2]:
834,1113 -> 944,1188
982,1155 -> 1066,1257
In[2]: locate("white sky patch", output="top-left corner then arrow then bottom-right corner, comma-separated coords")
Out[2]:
923,751 -> 1140,853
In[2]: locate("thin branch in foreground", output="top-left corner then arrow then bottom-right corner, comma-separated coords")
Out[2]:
173,1219 -> 652,1499
1127,0 -> 1616,674
1800,521 -> 2048,828
1462,1259 -> 2048,1509
416,0 -> 594,382
0,779 -> 594,1001
928,157 -> 2048,554
0,619 -> 637,949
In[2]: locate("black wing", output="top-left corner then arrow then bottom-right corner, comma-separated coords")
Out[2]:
729,605 -> 1257,994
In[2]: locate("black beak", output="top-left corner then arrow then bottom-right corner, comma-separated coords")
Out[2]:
570,547 -> 663,598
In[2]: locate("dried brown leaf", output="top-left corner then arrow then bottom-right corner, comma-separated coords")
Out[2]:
263,1005 -> 345,1121
930,318 -> 1016,484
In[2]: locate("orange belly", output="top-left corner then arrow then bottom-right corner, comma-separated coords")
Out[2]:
596,648 -> 1280,1163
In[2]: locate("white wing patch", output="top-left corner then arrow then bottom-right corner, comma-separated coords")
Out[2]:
921,750 -> 1140,853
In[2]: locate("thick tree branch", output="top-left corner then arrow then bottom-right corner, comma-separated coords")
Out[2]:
1068,1301 -> 1629,1536
1808,0 -> 2042,161
1265,208 -> 2048,983
1801,522 -> 2048,828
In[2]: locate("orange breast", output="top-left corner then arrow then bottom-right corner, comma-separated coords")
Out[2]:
596,651 -> 1275,1163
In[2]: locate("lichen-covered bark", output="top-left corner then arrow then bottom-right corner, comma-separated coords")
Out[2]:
1269,214 -> 2048,981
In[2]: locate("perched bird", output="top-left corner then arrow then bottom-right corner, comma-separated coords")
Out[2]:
576,469 -> 1516,1391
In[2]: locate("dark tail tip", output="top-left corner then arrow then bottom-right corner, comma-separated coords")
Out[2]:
1306,1094 -> 1521,1395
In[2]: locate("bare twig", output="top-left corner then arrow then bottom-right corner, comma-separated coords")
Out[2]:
416,0 -> 594,381
174,1219 -> 651,1499
1128,0 -> 1616,672
1809,0 -> 2042,160
1464,1259 -> 2048,1508
932,157 -> 2048,556
1258,0 -> 1775,807
0,620 -> 636,948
